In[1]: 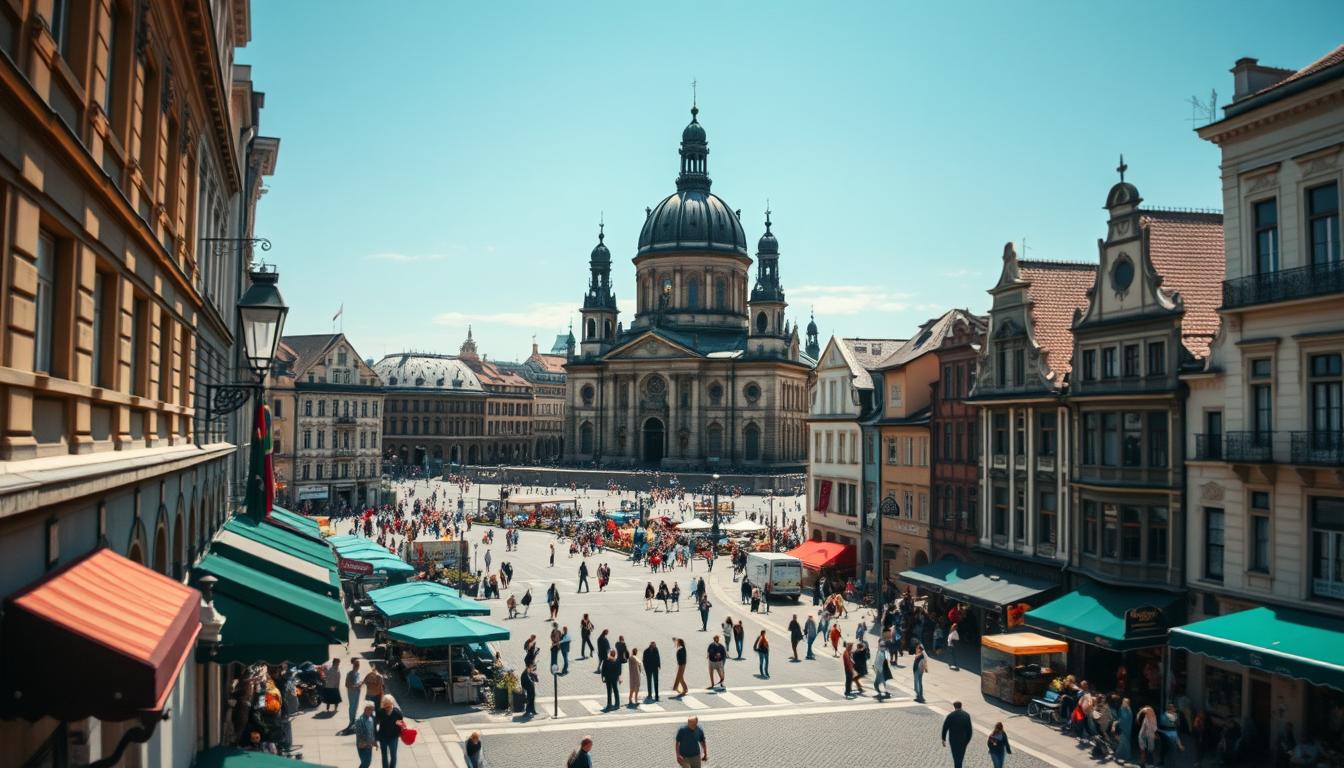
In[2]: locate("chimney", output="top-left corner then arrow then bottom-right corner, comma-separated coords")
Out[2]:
1231,56 -> 1295,102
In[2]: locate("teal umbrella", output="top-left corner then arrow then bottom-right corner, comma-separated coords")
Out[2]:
334,541 -> 392,556
358,556 -> 416,576
367,581 -> 461,601
386,615 -> 509,647
375,592 -> 490,619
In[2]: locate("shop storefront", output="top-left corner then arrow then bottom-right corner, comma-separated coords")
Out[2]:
1024,580 -> 1182,709
787,541 -> 857,587
1170,606 -> 1344,762
899,559 -> 1055,643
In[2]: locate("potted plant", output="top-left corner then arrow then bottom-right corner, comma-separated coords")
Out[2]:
489,670 -> 514,712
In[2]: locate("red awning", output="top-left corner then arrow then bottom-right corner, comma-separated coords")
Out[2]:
1,548 -> 201,721
788,541 -> 857,571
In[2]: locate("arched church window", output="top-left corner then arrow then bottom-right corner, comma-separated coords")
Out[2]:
755,312 -> 768,334
687,278 -> 700,309
708,382 -> 724,406
586,318 -> 596,340
707,423 -> 723,459
744,382 -> 761,404
714,278 -> 727,310
581,384 -> 595,406
604,320 -> 613,338
580,422 -> 594,453
744,423 -> 761,461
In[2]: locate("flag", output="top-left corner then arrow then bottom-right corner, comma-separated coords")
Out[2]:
332,304 -> 343,322
262,403 -> 275,515
244,400 -> 267,519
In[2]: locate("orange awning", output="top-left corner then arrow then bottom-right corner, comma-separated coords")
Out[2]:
1,549 -> 200,721
787,541 -> 857,570
981,632 -> 1069,655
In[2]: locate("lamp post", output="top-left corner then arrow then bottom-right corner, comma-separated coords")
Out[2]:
710,473 -> 721,557
551,663 -> 560,719
879,495 -> 900,589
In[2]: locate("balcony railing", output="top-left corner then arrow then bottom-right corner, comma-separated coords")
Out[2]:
1223,261 -> 1344,309
335,415 -> 357,425
1291,431 -> 1344,466
1225,431 -> 1275,463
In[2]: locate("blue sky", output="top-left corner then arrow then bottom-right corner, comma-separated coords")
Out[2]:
243,1 -> 1342,363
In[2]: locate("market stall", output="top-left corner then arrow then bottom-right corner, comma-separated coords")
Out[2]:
980,632 -> 1068,705
503,494 -> 578,523
386,615 -> 510,704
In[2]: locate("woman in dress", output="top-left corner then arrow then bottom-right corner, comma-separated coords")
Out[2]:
627,644 -> 642,706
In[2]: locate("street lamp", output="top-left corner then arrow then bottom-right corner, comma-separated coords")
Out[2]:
203,265 -> 288,422
710,473 -> 721,548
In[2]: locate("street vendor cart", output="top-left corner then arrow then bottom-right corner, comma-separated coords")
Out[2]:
980,632 -> 1067,705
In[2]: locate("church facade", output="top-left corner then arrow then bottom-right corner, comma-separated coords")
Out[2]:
564,107 -> 816,470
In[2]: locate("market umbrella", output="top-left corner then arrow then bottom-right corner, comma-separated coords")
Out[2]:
367,581 -> 461,601
359,556 -> 417,576
576,515 -> 601,524
677,518 -> 712,531
326,534 -> 361,545
374,592 -> 490,619
387,615 -> 510,647
723,519 -> 766,533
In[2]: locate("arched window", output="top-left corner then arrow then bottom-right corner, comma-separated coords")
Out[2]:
707,423 -> 723,459
755,312 -> 768,334
714,278 -> 727,310
687,278 -> 700,309
604,320 -> 613,338
152,522 -> 168,576
581,384 -> 595,406
585,318 -> 596,340
744,423 -> 761,461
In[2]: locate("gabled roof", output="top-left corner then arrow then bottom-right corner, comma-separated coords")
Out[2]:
1018,260 -> 1097,380
1141,210 -> 1225,359
877,308 -> 986,369
843,338 -> 905,370
1247,44 -> 1344,101
534,353 -> 568,374
835,338 -> 888,390
280,334 -> 340,368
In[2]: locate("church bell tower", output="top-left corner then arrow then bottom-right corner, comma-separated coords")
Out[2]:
579,221 -> 619,357
748,208 -> 789,357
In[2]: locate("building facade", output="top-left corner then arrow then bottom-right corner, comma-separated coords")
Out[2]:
1177,46 -> 1344,748
0,0 -> 275,763
806,337 -> 879,552
270,334 -> 383,510
497,340 -> 566,462
564,108 -> 813,470
929,314 -> 986,563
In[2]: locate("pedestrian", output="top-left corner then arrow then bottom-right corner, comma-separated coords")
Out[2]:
740,576 -> 752,605
1136,703 -> 1159,767
645,582 -> 656,610
549,583 -> 560,620
732,619 -> 746,660
658,581 -> 671,612
600,650 -> 622,710
942,701 -> 974,768
353,701 -> 377,768
560,626 -> 572,674
322,658 -> 342,713
673,716 -> 709,768
615,635 -> 629,664
851,641 -> 868,695
842,642 -> 857,696
550,541 -> 555,567
549,623 -> 562,670
567,736 -> 594,768
595,630 -> 611,673
987,721 -> 1013,768
706,635 -> 727,689
788,615 -> 803,661
463,732 -> 484,768
627,644 -> 643,706
375,694 -> 404,768
753,630 -> 770,678
698,594 -> 712,632
829,622 -> 842,656
506,593 -> 518,619
577,560 -> 590,593
643,641 -> 662,701
520,588 -> 532,617
521,664 -> 538,716
343,658 -> 362,733
671,583 -> 681,611
804,615 -> 818,660
873,650 -> 893,700
947,621 -> 961,670
672,638 -> 689,697
580,614 -> 595,659
912,642 -> 929,702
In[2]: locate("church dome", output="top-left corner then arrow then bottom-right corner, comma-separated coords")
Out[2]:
638,189 -> 748,256
757,212 -> 778,255
590,226 -> 610,264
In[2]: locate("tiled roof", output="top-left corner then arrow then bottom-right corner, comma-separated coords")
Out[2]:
1018,260 -> 1097,380
535,354 -> 568,374
280,334 -> 339,368
372,353 -> 483,391
842,338 -> 905,370
1250,44 -> 1344,99
1141,210 -> 1225,359
876,308 -> 986,368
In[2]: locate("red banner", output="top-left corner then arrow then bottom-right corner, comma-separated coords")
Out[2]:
338,557 -> 374,576
815,480 -> 832,513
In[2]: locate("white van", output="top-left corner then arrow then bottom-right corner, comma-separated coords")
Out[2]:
745,552 -> 803,600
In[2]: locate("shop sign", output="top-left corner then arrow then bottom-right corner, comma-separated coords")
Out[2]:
1125,605 -> 1166,638
339,557 -> 374,576
298,486 -> 329,501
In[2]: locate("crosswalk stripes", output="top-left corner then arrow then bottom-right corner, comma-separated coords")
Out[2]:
753,689 -> 790,705
826,686 -> 848,697
792,687 -> 828,703
579,699 -> 604,714
641,702 -> 666,713
679,694 -> 710,710
713,691 -> 750,707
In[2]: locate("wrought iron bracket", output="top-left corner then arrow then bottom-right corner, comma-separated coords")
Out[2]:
204,382 -> 261,422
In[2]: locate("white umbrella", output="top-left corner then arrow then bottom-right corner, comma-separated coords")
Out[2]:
677,518 -> 712,531
723,519 -> 766,533
577,515 -> 601,524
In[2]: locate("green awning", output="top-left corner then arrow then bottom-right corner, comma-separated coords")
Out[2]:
374,592 -> 490,619
192,554 -> 348,664
899,560 -> 1054,610
268,506 -> 324,542
196,746 -> 333,768
367,581 -> 461,601
209,530 -> 340,598
386,616 -> 509,648
223,516 -> 336,571
1170,606 -> 1344,692
1025,581 -> 1182,651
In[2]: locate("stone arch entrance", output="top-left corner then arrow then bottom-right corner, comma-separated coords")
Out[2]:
642,417 -> 665,465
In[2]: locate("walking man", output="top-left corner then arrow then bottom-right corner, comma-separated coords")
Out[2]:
580,614 -> 595,659
595,630 -> 611,673
912,642 -> 929,703
697,594 -> 712,632
673,717 -> 708,768
567,736 -> 594,768
804,615 -> 818,660
942,700 -> 974,768
642,641 -> 662,701
600,650 -> 622,710
788,615 -> 803,661
577,560 -> 589,592
343,658 -> 362,733
672,638 -> 689,697
706,635 -> 728,689
560,626 -> 572,674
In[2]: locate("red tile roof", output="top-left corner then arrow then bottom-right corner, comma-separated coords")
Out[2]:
535,354 -> 568,374
1018,260 -> 1097,381
1251,44 -> 1344,99
1141,210 -> 1225,359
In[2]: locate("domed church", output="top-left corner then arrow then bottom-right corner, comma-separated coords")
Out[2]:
564,106 -> 817,469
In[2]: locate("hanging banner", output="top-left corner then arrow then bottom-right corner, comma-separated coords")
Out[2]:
338,557 -> 374,576
815,480 -> 833,513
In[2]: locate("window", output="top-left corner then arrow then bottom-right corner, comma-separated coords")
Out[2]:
707,423 -> 723,458
316,464 -> 324,480
1308,183 -> 1340,265
992,414 -> 1007,454
1083,413 -> 1099,464
158,315 -> 174,402
1311,497 -> 1344,599
317,431 -> 325,449
304,400 -> 312,416
1012,349 -> 1025,387
885,438 -> 897,464
1122,412 -> 1144,467
996,348 -> 1006,387
1148,411 -> 1169,468
1102,347 -> 1118,379
1250,358 -> 1273,436
1206,411 -> 1224,459
34,231 -> 57,373
303,430 -> 311,449
1147,341 -> 1165,376
1014,413 -> 1025,456
91,271 -> 113,387
992,486 -> 1007,539
1253,198 -> 1279,274
1121,506 -> 1142,561
1082,349 -> 1097,381
301,463 -> 309,480
1149,507 -> 1168,564
942,366 -> 953,399
1013,486 -> 1025,542
130,296 -> 148,395
273,399 -> 283,418
1038,490 -> 1056,546
1123,344 -> 1140,378
1038,413 -> 1057,457
1310,354 -> 1342,437
1102,412 -> 1119,466
1205,507 -> 1225,581
318,400 -> 326,417
49,0 -> 71,57
1102,504 -> 1118,558
1250,491 -> 1271,573
713,278 -> 726,310
955,364 -> 964,398
1083,500 -> 1099,555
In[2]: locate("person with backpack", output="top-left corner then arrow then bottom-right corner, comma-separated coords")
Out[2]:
753,630 -> 770,679
566,736 -> 594,768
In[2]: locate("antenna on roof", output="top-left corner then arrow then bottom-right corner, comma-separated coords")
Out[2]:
1021,237 -> 1031,258
1186,89 -> 1217,128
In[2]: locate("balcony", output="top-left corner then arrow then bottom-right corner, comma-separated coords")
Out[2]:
335,416 -> 357,425
1193,433 -> 1223,461
1225,431 -> 1275,463
1222,261 -> 1344,310
334,448 -> 357,457
1291,431 -> 1344,466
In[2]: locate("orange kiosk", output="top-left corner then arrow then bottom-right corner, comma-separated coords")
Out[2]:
980,632 -> 1067,705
